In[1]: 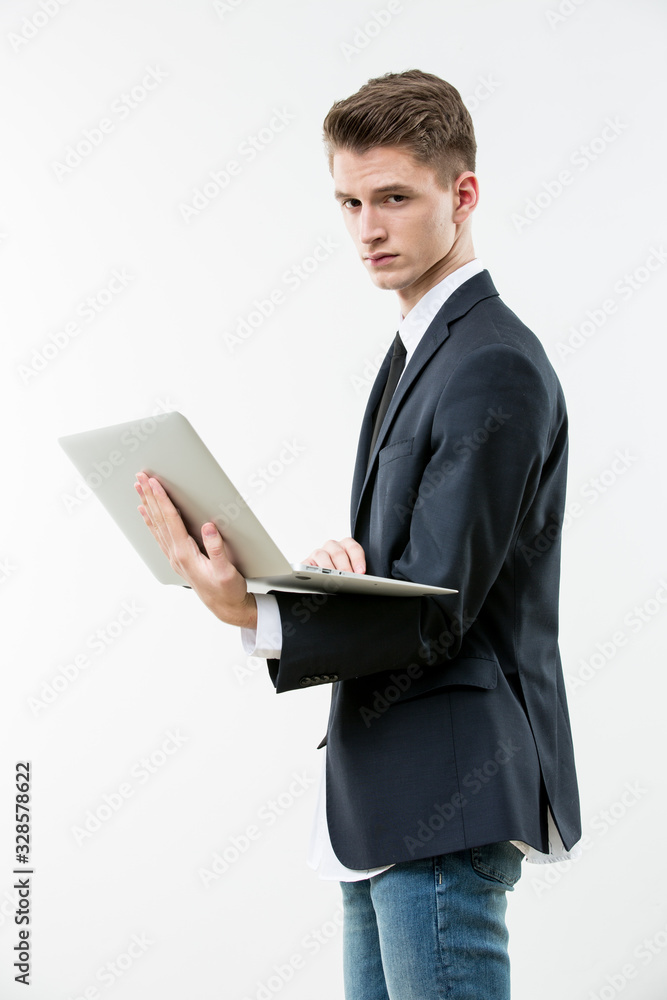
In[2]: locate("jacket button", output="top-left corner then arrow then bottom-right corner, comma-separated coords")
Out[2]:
299,677 -> 313,687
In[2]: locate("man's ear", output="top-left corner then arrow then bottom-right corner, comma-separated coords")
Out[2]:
452,171 -> 479,223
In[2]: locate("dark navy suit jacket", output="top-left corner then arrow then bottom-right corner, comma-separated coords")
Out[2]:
268,270 -> 581,869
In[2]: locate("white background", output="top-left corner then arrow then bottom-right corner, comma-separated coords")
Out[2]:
1,0 -> 666,997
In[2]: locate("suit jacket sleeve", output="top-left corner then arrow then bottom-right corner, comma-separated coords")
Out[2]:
267,343 -> 561,693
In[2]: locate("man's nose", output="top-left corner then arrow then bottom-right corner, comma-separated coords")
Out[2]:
359,206 -> 386,244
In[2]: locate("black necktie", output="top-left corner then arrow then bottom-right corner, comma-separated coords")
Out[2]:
368,332 -> 406,465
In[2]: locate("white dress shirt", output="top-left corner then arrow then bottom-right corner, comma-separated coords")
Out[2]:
242,259 -> 581,878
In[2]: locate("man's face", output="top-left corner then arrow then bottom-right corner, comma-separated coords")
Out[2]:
332,145 -> 474,314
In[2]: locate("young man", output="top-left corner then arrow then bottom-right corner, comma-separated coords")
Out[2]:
135,70 -> 581,999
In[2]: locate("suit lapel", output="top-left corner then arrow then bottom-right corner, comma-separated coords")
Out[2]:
351,270 -> 499,532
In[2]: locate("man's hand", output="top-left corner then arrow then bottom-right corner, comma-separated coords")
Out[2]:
303,537 -> 366,574
134,471 -> 257,629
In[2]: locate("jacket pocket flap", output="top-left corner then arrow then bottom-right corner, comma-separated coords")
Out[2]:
378,437 -> 414,466
393,657 -> 499,704
437,657 -> 498,689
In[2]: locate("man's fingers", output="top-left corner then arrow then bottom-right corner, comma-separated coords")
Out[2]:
136,474 -> 183,545
136,500 -> 155,533
135,474 -> 161,528
135,477 -> 172,553
305,547 -> 337,570
133,478 -> 255,627
328,543 -> 354,572
135,493 -> 167,552
304,538 -> 367,574
339,537 -> 366,574
135,472 -> 201,575
200,523 -> 231,564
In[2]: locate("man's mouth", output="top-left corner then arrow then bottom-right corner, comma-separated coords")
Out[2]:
366,254 -> 398,267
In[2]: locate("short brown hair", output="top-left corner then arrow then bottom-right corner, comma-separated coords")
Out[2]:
322,69 -> 476,189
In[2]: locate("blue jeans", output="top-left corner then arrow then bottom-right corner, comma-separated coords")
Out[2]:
340,841 -> 523,1000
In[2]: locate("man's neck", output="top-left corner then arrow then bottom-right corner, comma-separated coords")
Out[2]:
398,246 -> 476,317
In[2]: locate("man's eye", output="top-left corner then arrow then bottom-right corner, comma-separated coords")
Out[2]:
387,195 -> 406,203
342,198 -> 361,209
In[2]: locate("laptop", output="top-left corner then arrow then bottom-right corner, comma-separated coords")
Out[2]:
58,411 -> 457,597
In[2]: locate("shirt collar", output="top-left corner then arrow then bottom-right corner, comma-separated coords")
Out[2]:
397,258 -> 485,364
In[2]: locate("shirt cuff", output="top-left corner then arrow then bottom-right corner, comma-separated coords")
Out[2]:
241,593 -> 283,658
